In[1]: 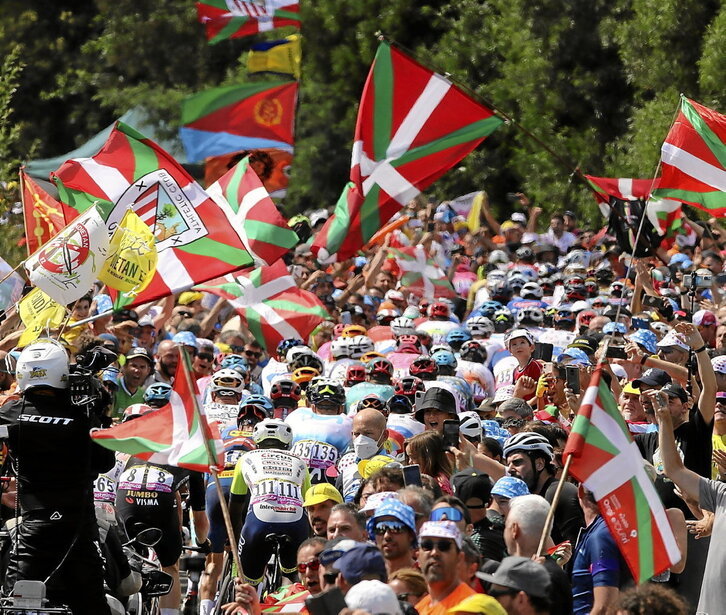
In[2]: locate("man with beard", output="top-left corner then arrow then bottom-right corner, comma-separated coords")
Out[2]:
368,499 -> 418,574
112,347 -> 153,416
303,484 -> 343,537
153,340 -> 178,384
415,521 -> 475,615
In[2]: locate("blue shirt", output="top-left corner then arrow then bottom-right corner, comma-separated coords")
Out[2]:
572,515 -> 632,614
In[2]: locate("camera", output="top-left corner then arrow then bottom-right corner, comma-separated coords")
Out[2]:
683,272 -> 712,289
69,346 -> 117,421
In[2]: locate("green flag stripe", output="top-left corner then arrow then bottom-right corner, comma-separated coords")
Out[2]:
209,17 -> 250,45
124,131 -> 160,183
372,43 -> 394,161
223,159 -> 248,212
56,184 -> 113,216
96,434 -> 173,455
652,187 -> 726,209
680,98 -> 726,171
571,417 -> 620,457
392,116 -> 503,169
182,81 -> 295,122
274,9 -> 299,19
324,183 -> 355,254
360,185 -> 383,241
244,306 -> 268,349
249,267 -> 264,287
632,479 -> 656,580
177,237 -> 253,267
266,299 -> 328,316
242,219 -> 298,247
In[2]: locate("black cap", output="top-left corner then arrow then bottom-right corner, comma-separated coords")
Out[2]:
476,556 -> 551,599
661,382 -> 688,403
633,368 -> 672,389
451,469 -> 493,504
125,347 -> 154,366
414,387 -> 457,422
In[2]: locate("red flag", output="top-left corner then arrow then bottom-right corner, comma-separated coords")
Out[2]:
19,169 -> 66,257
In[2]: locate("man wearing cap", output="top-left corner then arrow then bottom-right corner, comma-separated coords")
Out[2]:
415,387 -> 458,434
415,521 -> 475,615
332,542 -> 388,594
346,579 -> 403,615
619,381 -> 656,434
368,500 -> 418,574
477,556 -> 552,615
713,356 -> 726,393
451,470 -> 504,561
112,347 -> 153,417
303,483 -> 343,537
447,594 -> 507,615
153,339 -> 179,385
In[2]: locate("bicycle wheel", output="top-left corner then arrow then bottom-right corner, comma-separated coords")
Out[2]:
212,572 -> 235,615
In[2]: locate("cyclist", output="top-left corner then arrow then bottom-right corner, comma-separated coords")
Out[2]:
142,381 -> 173,409
204,368 -> 246,427
269,378 -> 303,420
229,419 -> 311,589
346,357 -> 396,413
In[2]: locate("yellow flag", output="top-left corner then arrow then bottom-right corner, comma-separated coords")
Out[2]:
466,192 -> 485,232
99,209 -> 157,294
18,288 -> 67,348
247,34 -> 301,79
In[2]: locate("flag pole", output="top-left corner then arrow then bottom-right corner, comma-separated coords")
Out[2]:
19,168 -> 31,259
536,454 -> 573,557
178,348 -> 244,577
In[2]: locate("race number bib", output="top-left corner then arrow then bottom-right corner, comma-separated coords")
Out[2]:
205,402 -> 238,426
291,439 -> 339,470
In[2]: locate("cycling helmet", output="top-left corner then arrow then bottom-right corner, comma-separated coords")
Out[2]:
345,363 -> 367,387
415,330 -> 433,352
591,296 -> 608,310
394,376 -> 426,399
539,278 -> 555,296
493,308 -> 514,333
489,250 -> 510,267
489,281 -> 512,304
554,307 -> 575,327
507,274 -> 527,293
459,411 -> 483,440
594,263 -> 614,285
210,368 -> 245,394
237,402 -> 268,429
376,309 -> 399,325
286,345 -> 314,364
460,340 -> 487,363
537,263 -> 557,278
330,337 -> 350,360
517,306 -> 544,326
565,283 -> 588,302
431,349 -> 458,370
543,305 -> 558,327
16,339 -> 69,391
576,310 -> 597,330
277,338 -> 304,361
504,328 -> 535,347
466,316 -> 494,338
430,343 -> 453,356
220,354 -> 249,373
390,316 -> 416,336
515,246 -> 535,262
143,382 -> 173,408
122,403 -> 154,423
289,352 -> 324,374
360,351 -> 387,364
428,302 -> 450,319
342,325 -> 368,338
270,379 -> 302,407
396,334 -> 422,354
309,379 -> 346,406
366,357 -> 394,379
584,278 -> 599,298
410,356 -> 438,381
358,394 -> 386,412
387,394 -> 413,415
478,301 -> 503,320
445,328 -> 472,351
348,335 -> 375,359
502,431 -> 555,460
240,394 -> 274,418
520,282 -> 543,300
252,418 -> 293,448
609,281 -> 625,298
292,366 -> 320,388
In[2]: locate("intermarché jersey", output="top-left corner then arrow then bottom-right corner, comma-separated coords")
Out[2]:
230,448 -> 310,523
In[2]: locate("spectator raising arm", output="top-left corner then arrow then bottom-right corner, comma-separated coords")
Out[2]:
675,321 -> 716,424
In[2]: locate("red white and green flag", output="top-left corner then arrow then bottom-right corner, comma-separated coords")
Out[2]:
645,198 -> 684,237
388,246 -> 456,299
206,156 -> 298,265
92,349 -> 224,473
196,0 -> 300,45
563,368 -> 681,583
195,260 -> 329,351
652,96 -> 726,215
52,122 -> 254,309
311,42 -> 503,263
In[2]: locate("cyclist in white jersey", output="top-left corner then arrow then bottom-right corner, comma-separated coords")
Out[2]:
229,419 -> 311,587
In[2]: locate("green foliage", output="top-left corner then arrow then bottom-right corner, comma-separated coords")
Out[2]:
1,0 -> 725,237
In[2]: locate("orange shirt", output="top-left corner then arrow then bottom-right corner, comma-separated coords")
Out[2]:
415,582 -> 476,615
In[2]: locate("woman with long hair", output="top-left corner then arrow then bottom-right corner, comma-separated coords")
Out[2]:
405,431 -> 453,495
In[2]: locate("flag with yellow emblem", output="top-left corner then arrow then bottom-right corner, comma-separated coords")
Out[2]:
20,169 -> 66,256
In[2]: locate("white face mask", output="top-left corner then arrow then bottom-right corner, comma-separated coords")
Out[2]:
353,434 -> 380,460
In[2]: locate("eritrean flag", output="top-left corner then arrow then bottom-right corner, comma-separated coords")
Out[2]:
195,260 -> 329,351
92,349 -> 224,473
652,97 -> 726,215
311,42 -> 502,263
52,122 -> 254,309
180,81 -> 297,163
196,0 -> 300,45
563,368 -> 681,583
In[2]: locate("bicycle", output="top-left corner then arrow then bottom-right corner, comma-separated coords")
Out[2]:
262,533 -> 292,598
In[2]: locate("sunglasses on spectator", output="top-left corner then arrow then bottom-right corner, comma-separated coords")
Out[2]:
197,352 -> 214,362
373,521 -> 407,535
297,558 -> 321,574
419,539 -> 455,552
244,349 -> 261,358
430,507 -> 464,522
230,345 -> 246,354
396,593 -> 422,602
176,310 -> 193,318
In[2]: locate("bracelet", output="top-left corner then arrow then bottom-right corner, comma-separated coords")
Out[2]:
695,345 -> 708,354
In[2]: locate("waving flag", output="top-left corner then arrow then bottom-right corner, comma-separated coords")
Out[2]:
247,34 -> 301,79
181,81 -> 297,163
92,349 -> 224,473
389,246 -> 456,299
206,156 -> 298,265
652,97 -> 726,215
311,42 -> 502,263
20,169 -> 66,256
563,368 -> 681,583
203,148 -> 293,195
52,122 -> 254,309
197,0 -> 300,45
24,206 -> 109,306
585,175 -> 658,214
18,288 -> 67,348
195,260 -> 329,351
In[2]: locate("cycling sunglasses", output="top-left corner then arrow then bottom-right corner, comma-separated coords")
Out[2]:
373,521 -> 407,536
430,507 -> 464,522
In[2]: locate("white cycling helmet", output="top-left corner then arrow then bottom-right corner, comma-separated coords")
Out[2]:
211,368 -> 245,394
459,411 -> 483,440
390,316 -> 416,336
330,337 -> 350,360
429,343 -> 453,356
348,335 -> 375,359
489,250 -> 510,267
517,307 -> 544,325
466,316 -> 494,338
286,345 -> 314,364
122,403 -> 154,423
502,432 -> 554,460
252,418 -> 293,448
16,339 -> 69,392
520,282 -> 543,300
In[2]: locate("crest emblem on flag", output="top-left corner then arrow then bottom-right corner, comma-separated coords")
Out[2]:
254,97 -> 284,127
36,222 -> 91,275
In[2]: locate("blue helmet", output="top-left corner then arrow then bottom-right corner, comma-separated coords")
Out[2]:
220,354 -> 249,376
431,349 -> 458,369
143,382 -> 173,408
276,338 -> 304,360
445,327 -> 472,349
239,394 -> 274,418
479,301 -> 503,319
